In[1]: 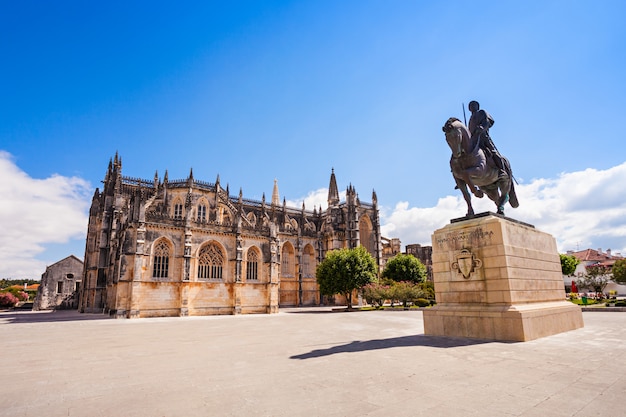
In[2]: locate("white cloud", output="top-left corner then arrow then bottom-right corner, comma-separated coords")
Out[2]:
286,188 -> 346,212
0,151 -> 92,278
380,162 -> 626,256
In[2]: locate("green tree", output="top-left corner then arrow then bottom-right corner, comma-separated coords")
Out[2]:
420,280 -> 435,300
576,264 -> 611,294
559,254 -> 580,276
390,281 -> 426,308
612,259 -> 626,284
381,253 -> 427,283
316,246 -> 377,309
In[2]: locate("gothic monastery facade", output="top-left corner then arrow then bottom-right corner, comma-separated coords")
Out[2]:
79,154 -> 385,318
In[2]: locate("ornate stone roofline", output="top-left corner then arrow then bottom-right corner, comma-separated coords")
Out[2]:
122,176 -> 155,188
121,175 -> 373,213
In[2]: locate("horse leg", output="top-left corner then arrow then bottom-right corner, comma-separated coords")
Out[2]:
461,170 -> 484,198
455,177 -> 474,216
496,176 -> 512,215
459,164 -> 486,199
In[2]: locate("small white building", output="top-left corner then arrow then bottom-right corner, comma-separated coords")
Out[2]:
563,248 -> 626,296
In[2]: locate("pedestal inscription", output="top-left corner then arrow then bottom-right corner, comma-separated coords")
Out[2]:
423,213 -> 584,342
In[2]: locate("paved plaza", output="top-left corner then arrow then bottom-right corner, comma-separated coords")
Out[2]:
0,308 -> 624,417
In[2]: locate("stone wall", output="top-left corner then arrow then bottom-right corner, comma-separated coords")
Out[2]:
34,255 -> 84,310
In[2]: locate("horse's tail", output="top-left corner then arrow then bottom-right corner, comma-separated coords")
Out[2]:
509,181 -> 519,208
500,156 -> 519,208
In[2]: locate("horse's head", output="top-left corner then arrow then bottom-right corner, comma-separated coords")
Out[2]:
443,117 -> 465,159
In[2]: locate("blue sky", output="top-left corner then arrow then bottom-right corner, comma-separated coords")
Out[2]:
1,1 -> 626,278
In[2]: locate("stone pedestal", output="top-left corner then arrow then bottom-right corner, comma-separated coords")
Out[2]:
423,213 -> 583,342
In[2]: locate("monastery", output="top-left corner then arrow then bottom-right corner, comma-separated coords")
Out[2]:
79,154 -> 387,318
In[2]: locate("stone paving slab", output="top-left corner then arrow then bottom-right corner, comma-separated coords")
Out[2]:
0,308 -> 624,417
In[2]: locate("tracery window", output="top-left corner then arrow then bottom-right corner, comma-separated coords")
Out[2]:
281,243 -> 295,277
197,204 -> 207,222
359,215 -> 375,256
198,243 -> 224,280
246,248 -> 259,281
302,245 -> 315,278
153,240 -> 170,279
174,203 -> 183,219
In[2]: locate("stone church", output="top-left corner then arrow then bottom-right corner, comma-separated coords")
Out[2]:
79,154 -> 385,318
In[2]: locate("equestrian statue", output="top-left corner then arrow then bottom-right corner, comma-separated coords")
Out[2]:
442,101 -> 518,217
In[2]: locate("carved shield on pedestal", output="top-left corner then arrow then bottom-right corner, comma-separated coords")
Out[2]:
451,249 -> 482,279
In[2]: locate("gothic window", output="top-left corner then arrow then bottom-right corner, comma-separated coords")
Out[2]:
281,242 -> 295,277
152,240 -> 170,279
197,204 -> 207,222
246,248 -> 259,281
359,215 -> 375,256
302,244 -> 315,278
174,203 -> 183,219
198,243 -> 224,280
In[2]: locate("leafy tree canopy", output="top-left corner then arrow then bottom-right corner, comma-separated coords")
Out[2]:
559,254 -> 580,276
381,253 -> 427,283
576,264 -> 612,293
612,259 -> 626,284
0,279 -> 39,290
316,246 -> 377,308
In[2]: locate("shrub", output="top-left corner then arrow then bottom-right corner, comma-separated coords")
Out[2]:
414,298 -> 430,307
0,292 -> 19,307
420,281 -> 435,300
362,283 -> 391,308
615,300 -> 626,307
391,281 -> 425,307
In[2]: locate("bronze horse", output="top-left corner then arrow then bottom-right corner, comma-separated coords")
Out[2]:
442,117 -> 518,216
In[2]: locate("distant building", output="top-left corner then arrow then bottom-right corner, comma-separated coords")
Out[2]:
566,248 -> 625,295
381,237 -> 401,268
405,244 -> 433,280
79,154 -> 390,318
33,255 -> 83,310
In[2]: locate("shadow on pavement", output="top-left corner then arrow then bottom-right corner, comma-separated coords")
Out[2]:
0,310 -> 112,324
290,334 -> 509,359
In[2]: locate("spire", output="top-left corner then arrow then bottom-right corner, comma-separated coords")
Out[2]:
372,189 -> 378,206
187,168 -> 194,187
328,168 -> 339,206
272,179 -> 280,206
